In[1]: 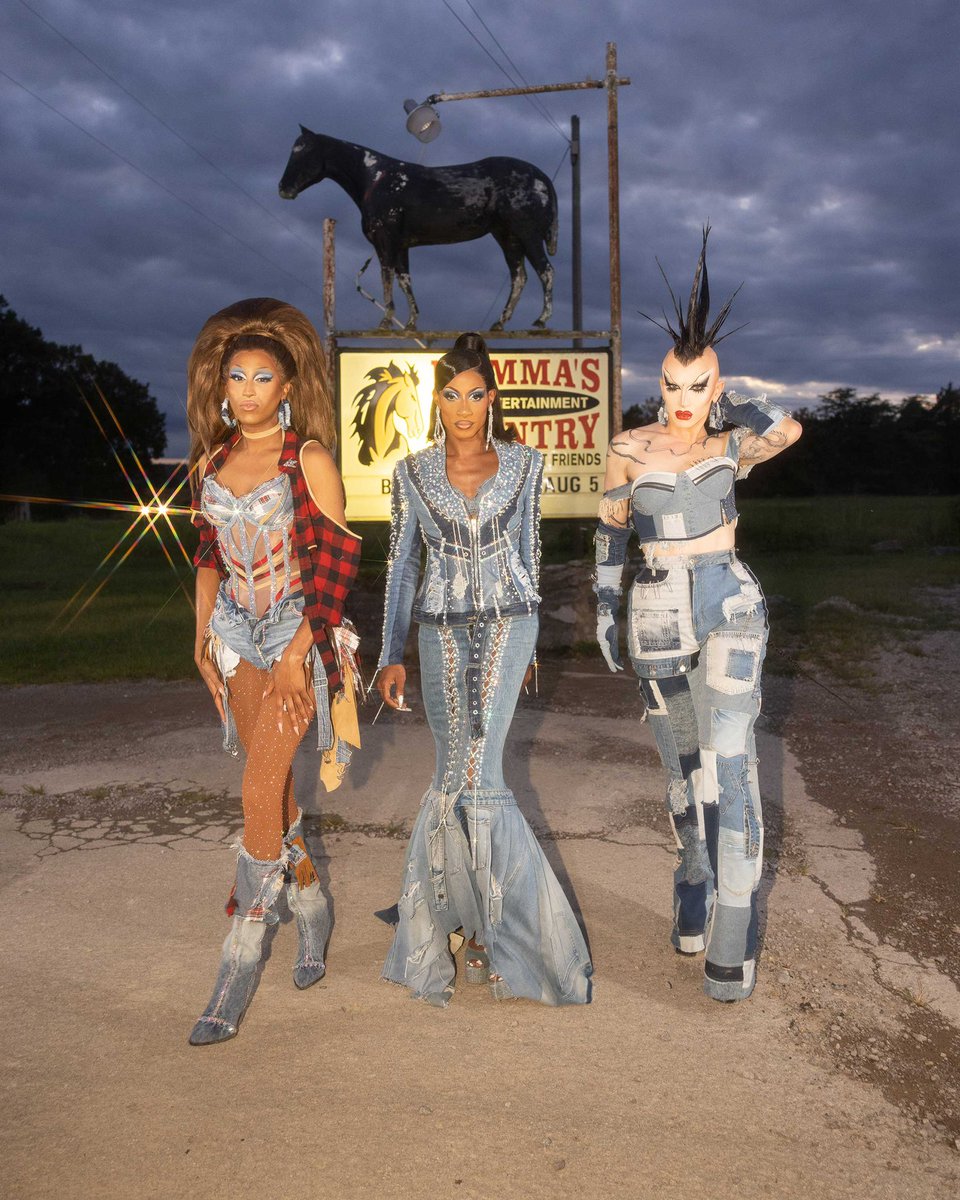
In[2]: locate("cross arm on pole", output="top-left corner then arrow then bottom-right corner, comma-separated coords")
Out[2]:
427,78 -> 630,105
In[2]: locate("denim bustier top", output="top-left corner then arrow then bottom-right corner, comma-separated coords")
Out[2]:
609,455 -> 738,544
595,391 -> 789,571
201,473 -> 298,614
378,440 -> 543,667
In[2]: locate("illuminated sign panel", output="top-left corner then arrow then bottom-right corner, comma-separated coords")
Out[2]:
337,349 -> 610,520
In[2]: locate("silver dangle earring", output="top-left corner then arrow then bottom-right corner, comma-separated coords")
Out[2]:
657,403 -> 667,426
221,397 -> 236,428
433,407 -> 446,443
278,395 -> 292,430
707,398 -> 723,432
485,402 -> 494,448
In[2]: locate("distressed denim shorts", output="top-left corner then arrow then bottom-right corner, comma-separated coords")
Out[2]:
206,585 -> 332,755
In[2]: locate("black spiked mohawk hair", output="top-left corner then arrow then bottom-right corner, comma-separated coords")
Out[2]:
640,225 -> 745,364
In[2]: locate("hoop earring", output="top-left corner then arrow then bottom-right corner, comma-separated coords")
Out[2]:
485,403 -> 494,448
707,399 -> 723,432
221,397 -> 236,428
657,403 -> 667,426
278,397 -> 292,430
433,407 -> 446,443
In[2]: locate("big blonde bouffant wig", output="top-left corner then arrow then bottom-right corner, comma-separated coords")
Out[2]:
187,297 -> 334,479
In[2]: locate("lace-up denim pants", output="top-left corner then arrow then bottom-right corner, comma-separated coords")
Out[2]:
382,613 -> 592,1005
628,548 -> 768,1001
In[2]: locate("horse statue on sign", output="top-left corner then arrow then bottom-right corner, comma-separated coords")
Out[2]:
351,361 -> 424,465
279,128 -> 557,331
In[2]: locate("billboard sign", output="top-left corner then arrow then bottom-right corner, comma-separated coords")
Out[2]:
337,348 -> 610,521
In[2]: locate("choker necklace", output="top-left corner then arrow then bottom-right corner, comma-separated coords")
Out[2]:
242,423 -> 282,441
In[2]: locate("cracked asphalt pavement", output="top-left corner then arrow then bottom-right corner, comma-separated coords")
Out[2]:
1,640 -> 958,1199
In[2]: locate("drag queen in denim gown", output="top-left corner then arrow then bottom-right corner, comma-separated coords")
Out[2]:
377,333 -> 592,1007
186,298 -> 361,1044
595,230 -> 802,1002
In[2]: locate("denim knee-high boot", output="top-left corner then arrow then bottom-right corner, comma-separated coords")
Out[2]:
283,811 -> 330,990
188,847 -> 286,1046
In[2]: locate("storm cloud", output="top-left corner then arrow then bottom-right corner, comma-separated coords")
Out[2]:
3,0 -> 958,454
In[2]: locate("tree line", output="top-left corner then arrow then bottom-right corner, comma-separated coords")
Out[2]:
2,290 -> 957,511
623,384 -> 960,496
0,295 -> 166,512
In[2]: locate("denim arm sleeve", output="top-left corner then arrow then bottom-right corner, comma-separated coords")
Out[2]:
594,482 -> 633,599
720,390 -> 791,478
519,448 -> 544,665
378,464 -> 422,669
520,449 -> 544,596
718,390 -> 789,436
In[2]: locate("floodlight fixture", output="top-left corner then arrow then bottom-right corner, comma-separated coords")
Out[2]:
403,98 -> 442,143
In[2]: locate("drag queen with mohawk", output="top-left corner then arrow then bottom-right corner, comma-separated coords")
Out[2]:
595,231 -> 801,1002
186,297 -> 362,1044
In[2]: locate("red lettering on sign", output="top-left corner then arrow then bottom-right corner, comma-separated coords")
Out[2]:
525,419 -> 550,449
578,412 -> 600,448
556,417 -> 576,448
581,358 -> 600,392
553,360 -> 575,389
492,360 -> 516,386
520,359 -> 549,386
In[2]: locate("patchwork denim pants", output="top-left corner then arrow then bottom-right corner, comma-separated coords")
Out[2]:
381,614 -> 592,1005
628,549 -> 768,1001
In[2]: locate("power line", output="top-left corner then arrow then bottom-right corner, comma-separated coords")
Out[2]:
15,0 -> 322,256
440,0 -> 569,146
461,0 -> 570,143
0,67 -> 326,302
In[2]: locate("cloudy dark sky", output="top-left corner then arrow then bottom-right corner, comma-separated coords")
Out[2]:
4,0 -> 959,456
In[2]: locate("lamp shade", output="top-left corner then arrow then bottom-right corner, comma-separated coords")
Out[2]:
403,98 -> 441,143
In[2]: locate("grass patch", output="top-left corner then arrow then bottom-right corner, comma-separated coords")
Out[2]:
2,498 -> 958,686
0,516 -> 198,684
737,493 -> 960,555
753,550 -> 960,685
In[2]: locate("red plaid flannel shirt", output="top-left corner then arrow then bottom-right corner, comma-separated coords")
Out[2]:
192,430 -> 361,693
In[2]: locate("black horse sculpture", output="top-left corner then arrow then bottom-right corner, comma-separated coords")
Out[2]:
279,127 -> 557,331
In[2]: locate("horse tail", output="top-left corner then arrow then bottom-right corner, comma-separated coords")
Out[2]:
546,178 -> 558,256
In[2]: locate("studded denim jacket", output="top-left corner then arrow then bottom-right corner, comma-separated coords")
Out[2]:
378,440 -> 543,668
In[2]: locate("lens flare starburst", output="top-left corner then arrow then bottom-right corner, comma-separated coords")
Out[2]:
1,379 -> 196,631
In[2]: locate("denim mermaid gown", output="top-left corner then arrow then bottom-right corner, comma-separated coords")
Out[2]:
379,442 -> 592,1005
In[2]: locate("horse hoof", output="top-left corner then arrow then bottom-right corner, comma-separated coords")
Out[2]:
533,319 -> 547,329
403,319 -> 418,331
489,322 -> 504,332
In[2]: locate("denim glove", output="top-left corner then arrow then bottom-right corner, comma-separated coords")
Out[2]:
595,587 -> 624,673
716,390 -> 787,436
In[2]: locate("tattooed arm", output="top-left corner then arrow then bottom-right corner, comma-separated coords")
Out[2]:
720,391 -> 802,477
599,430 -> 649,528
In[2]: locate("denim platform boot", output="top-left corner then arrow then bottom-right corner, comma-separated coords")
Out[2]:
188,847 -> 286,1046
283,811 -> 330,989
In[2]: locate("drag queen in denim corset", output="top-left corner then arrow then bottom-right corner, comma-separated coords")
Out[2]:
377,333 -> 592,1007
595,230 -> 802,1002
186,298 -> 361,1044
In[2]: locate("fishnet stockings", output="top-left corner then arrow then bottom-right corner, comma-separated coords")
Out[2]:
227,657 -> 305,860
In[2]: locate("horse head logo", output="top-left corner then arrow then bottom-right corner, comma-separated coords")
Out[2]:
351,361 -> 424,465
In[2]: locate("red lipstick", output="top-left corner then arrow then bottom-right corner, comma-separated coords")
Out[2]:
676,409 -> 693,420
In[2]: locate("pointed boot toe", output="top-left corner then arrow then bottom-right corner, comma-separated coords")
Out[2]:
188,1015 -> 239,1045
293,961 -> 326,990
